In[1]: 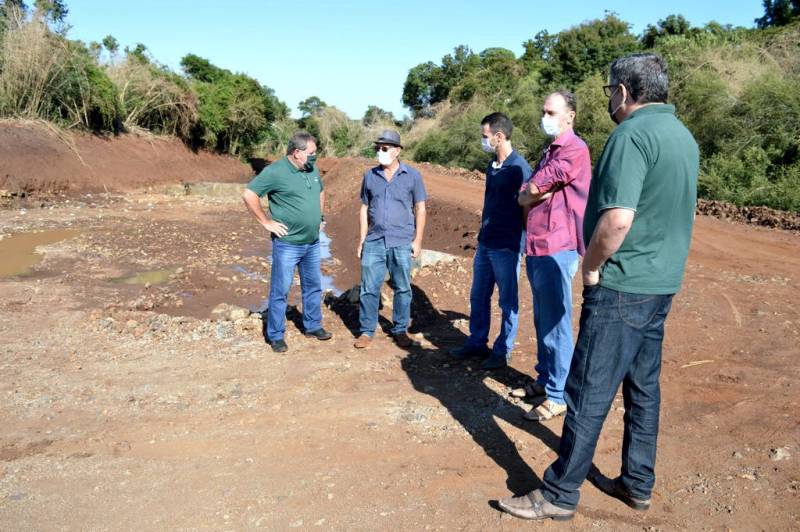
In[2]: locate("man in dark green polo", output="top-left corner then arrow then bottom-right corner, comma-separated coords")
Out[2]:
498,53 -> 699,521
242,131 -> 332,353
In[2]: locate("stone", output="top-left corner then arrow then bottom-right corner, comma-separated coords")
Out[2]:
211,303 -> 250,321
770,447 -> 791,461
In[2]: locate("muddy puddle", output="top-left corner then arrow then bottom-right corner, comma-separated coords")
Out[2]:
0,229 -> 82,278
112,268 -> 178,285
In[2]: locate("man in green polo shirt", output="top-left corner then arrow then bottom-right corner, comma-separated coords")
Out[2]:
242,131 -> 332,353
498,53 -> 699,521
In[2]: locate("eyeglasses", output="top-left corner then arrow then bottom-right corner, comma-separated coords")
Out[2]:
376,145 -> 394,152
603,84 -> 620,97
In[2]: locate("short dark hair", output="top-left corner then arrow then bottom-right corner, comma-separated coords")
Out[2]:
481,112 -> 513,140
609,53 -> 669,104
551,90 -> 577,113
286,131 -> 317,155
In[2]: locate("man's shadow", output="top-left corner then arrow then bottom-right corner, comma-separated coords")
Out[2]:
329,281 -> 564,495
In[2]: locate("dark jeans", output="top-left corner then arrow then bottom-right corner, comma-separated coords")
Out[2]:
540,284 -> 674,509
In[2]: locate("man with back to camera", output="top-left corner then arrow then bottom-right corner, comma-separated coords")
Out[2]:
241,131 -> 333,353
497,53 -> 699,521
514,90 -> 591,422
449,112 -> 532,370
353,129 -> 427,349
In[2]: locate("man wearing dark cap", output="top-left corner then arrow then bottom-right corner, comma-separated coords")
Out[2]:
354,129 -> 427,349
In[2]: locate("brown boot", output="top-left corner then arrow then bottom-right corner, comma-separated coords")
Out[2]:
353,335 -> 372,349
393,332 -> 413,348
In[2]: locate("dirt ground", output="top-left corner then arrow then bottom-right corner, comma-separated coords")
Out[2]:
0,148 -> 799,530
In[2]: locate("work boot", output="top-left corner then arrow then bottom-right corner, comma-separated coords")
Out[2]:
305,328 -> 333,341
481,353 -> 509,370
268,338 -> 288,353
393,332 -> 413,348
449,344 -> 491,361
353,335 -> 372,349
591,475 -> 651,511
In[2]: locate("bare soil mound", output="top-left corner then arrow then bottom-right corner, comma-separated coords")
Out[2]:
0,121 -> 251,196
317,157 -> 485,288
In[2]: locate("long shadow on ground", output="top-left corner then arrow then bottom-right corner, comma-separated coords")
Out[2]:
328,283 -> 563,495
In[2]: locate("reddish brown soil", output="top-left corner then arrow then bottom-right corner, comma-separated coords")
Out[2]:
0,141 -> 798,530
0,121 -> 250,196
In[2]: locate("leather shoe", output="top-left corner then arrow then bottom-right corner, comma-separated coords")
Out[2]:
497,489 -> 575,521
305,328 -> 332,341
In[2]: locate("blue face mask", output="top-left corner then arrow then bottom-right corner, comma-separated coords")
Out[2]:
481,137 -> 495,153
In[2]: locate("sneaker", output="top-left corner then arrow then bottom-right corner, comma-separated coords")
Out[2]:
393,333 -> 413,348
591,475 -> 651,511
481,353 -> 509,370
449,344 -> 491,361
269,338 -> 288,353
353,335 -> 372,349
497,489 -> 575,521
305,328 -> 333,341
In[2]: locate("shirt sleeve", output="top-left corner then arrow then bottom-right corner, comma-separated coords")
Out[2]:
359,172 -> 369,205
246,169 -> 275,198
317,168 -> 324,192
533,141 -> 588,195
520,159 -> 534,185
592,133 -> 648,211
412,171 -> 427,203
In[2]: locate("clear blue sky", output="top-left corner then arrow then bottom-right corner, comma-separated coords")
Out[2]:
64,0 -> 763,119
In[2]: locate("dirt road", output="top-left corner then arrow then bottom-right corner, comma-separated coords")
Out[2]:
0,157 -> 798,530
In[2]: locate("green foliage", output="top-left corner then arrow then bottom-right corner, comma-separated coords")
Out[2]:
538,14 -> 641,87
402,14 -> 800,212
362,105 -> 394,126
641,14 -> 698,48
181,54 -> 288,156
410,101 -> 494,170
297,95 -> 326,117
0,17 -> 119,130
101,34 -> 117,55
181,53 -> 228,83
756,0 -> 800,28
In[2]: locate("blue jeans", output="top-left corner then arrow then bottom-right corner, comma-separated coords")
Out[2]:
540,285 -> 674,509
526,250 -> 579,405
358,238 -> 412,336
267,239 -> 323,341
466,244 -> 520,356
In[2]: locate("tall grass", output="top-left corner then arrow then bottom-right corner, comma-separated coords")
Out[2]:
108,58 -> 197,138
0,13 -> 118,130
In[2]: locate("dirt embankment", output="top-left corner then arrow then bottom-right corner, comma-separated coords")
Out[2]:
0,121 -> 251,196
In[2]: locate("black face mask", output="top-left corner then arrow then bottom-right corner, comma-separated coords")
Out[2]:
303,154 -> 317,172
607,87 -> 623,125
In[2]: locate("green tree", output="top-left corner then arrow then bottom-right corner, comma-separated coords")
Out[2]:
402,61 -> 443,117
297,95 -> 327,117
755,0 -> 800,27
180,53 -> 229,83
641,14 -> 695,47
362,105 -> 394,126
101,34 -> 118,57
540,14 -> 641,87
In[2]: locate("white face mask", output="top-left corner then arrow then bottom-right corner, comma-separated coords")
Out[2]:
541,115 -> 561,137
377,149 -> 395,166
481,137 -> 495,153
